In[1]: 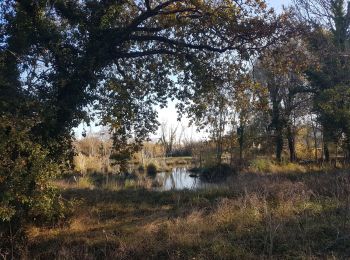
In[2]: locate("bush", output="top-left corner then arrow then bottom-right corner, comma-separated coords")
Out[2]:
0,120 -> 69,256
249,158 -> 272,172
138,164 -> 145,172
147,163 -> 158,175
0,124 -> 61,223
201,163 -> 235,182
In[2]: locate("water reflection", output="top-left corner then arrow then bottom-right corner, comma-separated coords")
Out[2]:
155,168 -> 218,191
72,167 -> 226,191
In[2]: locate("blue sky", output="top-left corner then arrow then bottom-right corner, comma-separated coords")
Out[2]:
76,0 -> 293,139
269,0 -> 292,11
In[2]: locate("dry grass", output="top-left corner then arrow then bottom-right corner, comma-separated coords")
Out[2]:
26,170 -> 350,259
135,157 -> 193,173
247,158 -> 339,175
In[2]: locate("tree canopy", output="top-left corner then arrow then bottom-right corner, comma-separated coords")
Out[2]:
0,0 -> 294,227
1,0 -> 292,163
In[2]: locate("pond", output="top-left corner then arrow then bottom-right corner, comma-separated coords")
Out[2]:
154,167 -> 221,191
76,167 -> 228,191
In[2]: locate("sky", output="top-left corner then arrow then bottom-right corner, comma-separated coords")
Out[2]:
75,0 -> 293,140
154,0 -> 293,140
269,0 -> 292,11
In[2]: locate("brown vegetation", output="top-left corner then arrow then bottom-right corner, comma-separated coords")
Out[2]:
26,169 -> 350,259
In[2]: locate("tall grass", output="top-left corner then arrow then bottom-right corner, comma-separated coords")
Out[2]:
249,158 -> 309,174
26,169 -> 350,259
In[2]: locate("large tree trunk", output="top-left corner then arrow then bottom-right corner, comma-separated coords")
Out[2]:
276,126 -> 284,162
323,142 -> 330,162
322,128 -> 330,162
286,124 -> 297,162
271,95 -> 284,163
344,130 -> 350,163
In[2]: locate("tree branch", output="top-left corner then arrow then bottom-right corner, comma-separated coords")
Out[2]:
128,35 -> 232,52
119,49 -> 177,58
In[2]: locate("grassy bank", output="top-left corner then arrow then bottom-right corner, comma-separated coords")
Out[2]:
25,169 -> 350,259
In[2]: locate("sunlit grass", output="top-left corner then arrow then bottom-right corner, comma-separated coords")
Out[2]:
247,158 -> 338,175
26,169 -> 350,259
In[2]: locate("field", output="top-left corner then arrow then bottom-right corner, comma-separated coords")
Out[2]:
26,169 -> 350,259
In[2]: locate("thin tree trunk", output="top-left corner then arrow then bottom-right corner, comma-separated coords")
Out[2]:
286,124 -> 297,162
335,142 -> 338,168
230,131 -> 235,166
238,124 -> 244,161
322,129 -> 330,162
216,102 -> 226,167
313,125 -> 318,162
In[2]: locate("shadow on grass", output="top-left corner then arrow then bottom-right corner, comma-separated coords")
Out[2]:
28,170 -> 350,259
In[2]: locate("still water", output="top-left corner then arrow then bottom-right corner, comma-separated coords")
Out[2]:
86,167 -> 226,191
155,167 -> 216,191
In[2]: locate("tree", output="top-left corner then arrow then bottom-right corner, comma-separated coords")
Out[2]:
293,0 -> 350,161
159,121 -> 178,157
185,56 -> 240,166
1,0 -> 293,164
0,0 -> 294,237
255,39 -> 313,162
234,75 -> 267,161
0,0 -> 312,255
317,85 -> 350,159
0,2 -> 68,252
186,56 -> 265,165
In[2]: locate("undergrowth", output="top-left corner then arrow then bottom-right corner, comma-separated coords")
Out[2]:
23,169 -> 350,259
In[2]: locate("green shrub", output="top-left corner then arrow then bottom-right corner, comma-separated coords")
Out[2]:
249,158 -> 272,172
0,120 -> 70,256
0,124 -> 61,223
